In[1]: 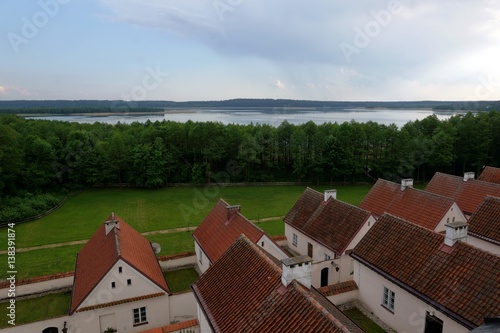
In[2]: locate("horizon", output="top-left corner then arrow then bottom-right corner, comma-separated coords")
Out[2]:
2,1 -> 500,101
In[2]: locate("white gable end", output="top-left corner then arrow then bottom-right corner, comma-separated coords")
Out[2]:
78,259 -> 166,310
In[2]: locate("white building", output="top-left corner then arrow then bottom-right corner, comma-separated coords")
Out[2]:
284,188 -> 375,287
351,213 -> 500,333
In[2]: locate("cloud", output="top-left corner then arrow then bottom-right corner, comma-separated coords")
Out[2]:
273,79 -> 285,90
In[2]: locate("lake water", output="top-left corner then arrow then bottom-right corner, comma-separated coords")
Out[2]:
25,108 -> 467,128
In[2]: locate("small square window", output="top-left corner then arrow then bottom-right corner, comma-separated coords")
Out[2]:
292,233 -> 298,247
111,282 -> 116,289
118,266 -> 122,273
382,286 -> 395,312
127,279 -> 132,286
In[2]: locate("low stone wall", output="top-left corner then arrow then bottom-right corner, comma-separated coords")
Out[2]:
158,252 -> 196,270
0,272 -> 74,300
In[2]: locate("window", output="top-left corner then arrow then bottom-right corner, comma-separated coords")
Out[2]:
324,253 -> 331,261
133,307 -> 147,325
199,248 -> 203,264
127,279 -> 132,286
111,282 -> 116,289
292,233 -> 298,247
452,217 -> 455,222
307,243 -> 313,258
382,286 -> 395,312
118,266 -> 122,273
261,241 -> 264,247
447,217 -> 450,223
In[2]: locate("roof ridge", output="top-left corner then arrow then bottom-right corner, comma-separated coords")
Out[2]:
293,281 -> 352,332
114,227 -> 121,257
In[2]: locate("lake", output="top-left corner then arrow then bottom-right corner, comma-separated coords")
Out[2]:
25,107 -> 467,128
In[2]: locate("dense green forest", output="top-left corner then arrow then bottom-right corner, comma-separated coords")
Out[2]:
1,99 -> 499,114
1,111 -> 499,193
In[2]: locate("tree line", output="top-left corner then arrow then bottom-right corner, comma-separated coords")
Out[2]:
1,111 -> 499,197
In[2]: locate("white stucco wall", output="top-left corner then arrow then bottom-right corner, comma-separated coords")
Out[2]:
197,303 -> 213,333
0,275 -> 73,299
353,260 -> 470,333
345,216 -> 376,251
257,234 -> 288,260
159,254 -> 197,270
435,203 -> 467,232
285,224 -> 352,286
467,235 -> 500,255
194,241 -> 211,274
169,291 -> 197,323
78,260 -> 166,309
325,289 -> 359,306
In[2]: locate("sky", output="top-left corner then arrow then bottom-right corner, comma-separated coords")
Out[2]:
1,0 -> 500,102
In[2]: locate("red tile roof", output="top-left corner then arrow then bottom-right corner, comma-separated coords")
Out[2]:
192,199 -> 265,263
139,319 -> 199,333
70,214 -> 169,314
468,196 -> 500,246
192,236 -> 365,333
478,166 -> 500,184
359,179 -> 456,230
318,280 -> 358,297
284,188 -> 372,255
426,172 -> 500,215
351,213 -> 500,328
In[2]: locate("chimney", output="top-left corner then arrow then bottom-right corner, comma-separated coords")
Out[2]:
463,172 -> 475,182
401,178 -> 413,191
105,212 -> 119,236
324,189 -> 337,202
444,221 -> 469,247
226,205 -> 240,221
281,255 -> 313,289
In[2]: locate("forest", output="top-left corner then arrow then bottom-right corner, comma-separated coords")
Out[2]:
1,111 -> 499,221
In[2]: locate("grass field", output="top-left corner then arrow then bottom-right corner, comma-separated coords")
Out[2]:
0,291 -> 71,328
163,267 -> 199,293
6,185 -> 371,248
0,185 -> 371,279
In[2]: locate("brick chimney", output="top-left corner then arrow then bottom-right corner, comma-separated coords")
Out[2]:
401,179 -> 413,191
463,172 -> 475,182
444,221 -> 468,247
281,255 -> 313,289
324,189 -> 337,202
105,212 -> 119,236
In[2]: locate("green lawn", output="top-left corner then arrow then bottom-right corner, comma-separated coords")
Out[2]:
6,185 -> 370,248
163,267 -> 199,293
344,307 -> 388,333
255,219 -> 285,236
0,291 -> 71,328
0,185 -> 371,279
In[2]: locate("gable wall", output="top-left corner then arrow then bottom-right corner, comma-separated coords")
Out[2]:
195,241 -> 211,274
79,259 -> 165,309
435,203 -> 468,232
257,234 -> 288,260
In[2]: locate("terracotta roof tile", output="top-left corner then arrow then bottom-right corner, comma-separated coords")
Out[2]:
318,280 -> 358,297
426,172 -> 500,215
351,214 -> 500,328
478,166 -> 500,184
285,188 -> 372,254
192,199 -> 265,263
468,196 -> 500,245
70,214 -> 169,314
139,319 -> 199,333
360,179 -> 456,230
192,236 -> 365,333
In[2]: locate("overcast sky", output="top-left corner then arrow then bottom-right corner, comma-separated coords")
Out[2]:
1,0 -> 499,101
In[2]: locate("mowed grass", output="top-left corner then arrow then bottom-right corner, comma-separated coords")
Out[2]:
344,307 -> 388,333
0,291 -> 72,328
163,267 -> 199,293
255,219 -> 285,236
0,244 -> 83,280
8,185 -> 371,248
